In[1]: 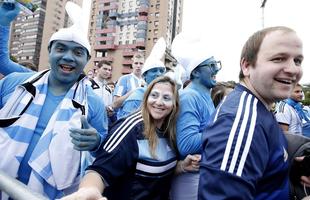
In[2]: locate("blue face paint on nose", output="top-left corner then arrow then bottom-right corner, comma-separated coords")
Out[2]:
144,67 -> 166,84
62,50 -> 75,62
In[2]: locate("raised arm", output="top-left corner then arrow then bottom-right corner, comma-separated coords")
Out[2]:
0,2 -> 32,75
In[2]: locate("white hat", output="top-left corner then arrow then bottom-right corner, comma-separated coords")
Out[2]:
49,2 -> 91,54
171,32 -> 213,78
141,37 -> 166,75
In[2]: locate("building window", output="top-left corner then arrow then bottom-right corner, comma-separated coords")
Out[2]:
154,21 -> 159,27
154,29 -> 158,35
155,12 -> 159,18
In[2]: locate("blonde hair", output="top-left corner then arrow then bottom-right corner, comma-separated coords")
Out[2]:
141,76 -> 179,158
132,52 -> 145,60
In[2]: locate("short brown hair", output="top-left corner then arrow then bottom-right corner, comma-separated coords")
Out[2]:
97,60 -> 112,69
132,52 -> 145,60
239,26 -> 295,80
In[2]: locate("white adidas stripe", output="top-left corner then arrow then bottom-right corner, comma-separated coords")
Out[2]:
214,95 -> 227,122
104,112 -> 142,152
236,98 -> 258,176
228,94 -> 252,173
220,92 -> 258,177
104,111 -> 141,149
136,160 -> 177,174
106,118 -> 143,153
220,91 -> 247,171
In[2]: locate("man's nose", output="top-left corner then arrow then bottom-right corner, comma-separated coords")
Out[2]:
283,59 -> 301,75
62,51 -> 74,61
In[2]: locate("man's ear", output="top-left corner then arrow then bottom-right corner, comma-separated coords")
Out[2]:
240,58 -> 251,77
191,67 -> 200,79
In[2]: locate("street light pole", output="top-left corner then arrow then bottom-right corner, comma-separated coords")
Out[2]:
260,0 -> 267,28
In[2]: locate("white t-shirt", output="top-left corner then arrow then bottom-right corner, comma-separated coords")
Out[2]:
275,101 -> 302,134
92,77 -> 113,106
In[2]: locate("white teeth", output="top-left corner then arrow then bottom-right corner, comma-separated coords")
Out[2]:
276,78 -> 292,84
60,64 -> 74,71
153,107 -> 163,111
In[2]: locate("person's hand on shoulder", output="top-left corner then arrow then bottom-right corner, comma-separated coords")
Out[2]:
0,1 -> 20,26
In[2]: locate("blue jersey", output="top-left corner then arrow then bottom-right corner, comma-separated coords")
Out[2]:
88,111 -> 177,200
117,87 -> 146,119
113,73 -> 143,97
176,83 -> 215,158
199,84 -> 289,200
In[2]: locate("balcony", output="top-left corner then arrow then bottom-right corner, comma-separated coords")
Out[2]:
135,41 -> 145,49
109,11 -> 118,18
138,6 -> 148,15
95,28 -> 116,34
102,4 -> 118,11
122,59 -> 133,65
94,44 -> 117,50
137,22 -> 147,30
123,50 -> 137,57
101,0 -> 114,2
96,36 -> 115,42
93,56 -> 114,62
137,15 -> 148,21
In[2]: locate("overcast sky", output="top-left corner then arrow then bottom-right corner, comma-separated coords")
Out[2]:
182,0 -> 310,84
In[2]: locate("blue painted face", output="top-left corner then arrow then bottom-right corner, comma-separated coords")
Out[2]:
196,57 -> 222,89
144,67 -> 166,84
48,40 -> 89,86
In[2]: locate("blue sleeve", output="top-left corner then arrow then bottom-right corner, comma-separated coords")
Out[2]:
176,93 -> 203,157
199,114 -> 269,200
118,99 -> 142,119
0,72 -> 33,108
0,25 -> 32,75
87,88 -> 108,146
87,121 -> 139,186
113,76 -> 127,97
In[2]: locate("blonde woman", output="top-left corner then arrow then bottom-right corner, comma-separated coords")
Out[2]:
62,76 -> 200,200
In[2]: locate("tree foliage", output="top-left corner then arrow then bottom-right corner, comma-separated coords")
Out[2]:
302,83 -> 310,106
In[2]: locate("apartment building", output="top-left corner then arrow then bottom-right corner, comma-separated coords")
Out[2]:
87,0 -> 183,81
9,0 -> 83,71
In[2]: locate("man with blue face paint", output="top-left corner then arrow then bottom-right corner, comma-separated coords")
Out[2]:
117,37 -> 166,119
0,2 -> 108,199
170,33 -> 222,200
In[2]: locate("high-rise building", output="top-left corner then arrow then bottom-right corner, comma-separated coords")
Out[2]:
9,0 -> 83,71
87,0 -> 183,81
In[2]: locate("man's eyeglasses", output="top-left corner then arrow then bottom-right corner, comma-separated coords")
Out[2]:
198,60 -> 222,73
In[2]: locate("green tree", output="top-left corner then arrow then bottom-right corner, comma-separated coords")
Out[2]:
302,83 -> 310,106
10,55 -> 18,63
